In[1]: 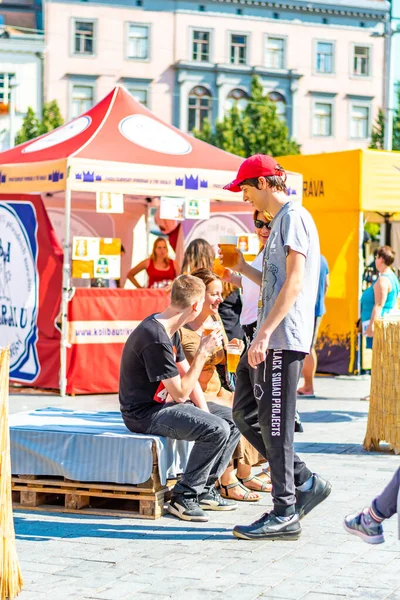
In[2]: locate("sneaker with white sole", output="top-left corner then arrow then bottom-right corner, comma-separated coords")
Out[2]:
233,511 -> 301,541
344,508 -> 385,544
199,486 -> 238,511
167,495 -> 209,522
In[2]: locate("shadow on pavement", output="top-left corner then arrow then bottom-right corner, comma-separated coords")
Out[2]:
297,410 -> 367,423
14,515 -> 235,542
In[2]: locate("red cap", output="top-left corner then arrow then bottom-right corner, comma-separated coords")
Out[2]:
224,154 -> 285,192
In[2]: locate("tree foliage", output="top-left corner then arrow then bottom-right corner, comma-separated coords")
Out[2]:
15,100 -> 64,145
194,75 -> 300,157
369,85 -> 400,151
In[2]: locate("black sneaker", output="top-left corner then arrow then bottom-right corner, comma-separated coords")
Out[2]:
199,486 -> 238,511
295,473 -> 332,520
233,511 -> 301,541
167,495 -> 209,522
295,410 -> 304,433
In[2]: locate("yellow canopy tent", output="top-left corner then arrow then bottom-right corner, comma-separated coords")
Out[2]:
279,148 -> 400,375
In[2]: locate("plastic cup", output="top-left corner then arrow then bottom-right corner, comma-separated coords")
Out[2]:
203,317 -> 219,337
219,235 -> 238,268
226,344 -> 242,373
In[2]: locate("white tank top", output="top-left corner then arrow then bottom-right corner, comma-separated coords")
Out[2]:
240,250 -> 264,326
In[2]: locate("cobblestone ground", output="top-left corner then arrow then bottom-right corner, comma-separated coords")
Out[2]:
10,375 -> 400,600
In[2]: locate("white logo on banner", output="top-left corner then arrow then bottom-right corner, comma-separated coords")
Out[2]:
22,116 -> 92,154
119,115 -> 192,155
0,203 -> 39,379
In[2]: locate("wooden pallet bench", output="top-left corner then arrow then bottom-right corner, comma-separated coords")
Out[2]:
12,475 -> 171,519
12,445 -> 171,519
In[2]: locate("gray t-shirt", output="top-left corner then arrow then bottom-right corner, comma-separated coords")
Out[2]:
257,201 -> 320,353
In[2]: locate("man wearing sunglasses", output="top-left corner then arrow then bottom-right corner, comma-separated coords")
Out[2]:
222,154 -> 332,541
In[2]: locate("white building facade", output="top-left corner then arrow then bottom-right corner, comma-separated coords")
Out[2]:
45,0 -> 389,154
0,26 -> 44,151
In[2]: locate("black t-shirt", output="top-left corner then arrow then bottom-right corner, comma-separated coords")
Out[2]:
218,289 -> 244,342
119,314 -> 185,421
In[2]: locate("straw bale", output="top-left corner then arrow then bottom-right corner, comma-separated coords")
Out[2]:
364,319 -> 400,454
0,348 -> 23,599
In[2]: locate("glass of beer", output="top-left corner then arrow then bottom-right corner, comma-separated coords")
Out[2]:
219,235 -> 238,269
203,317 -> 222,350
226,343 -> 242,373
213,257 -> 225,278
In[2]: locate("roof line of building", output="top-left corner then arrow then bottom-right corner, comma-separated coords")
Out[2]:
209,0 -> 389,18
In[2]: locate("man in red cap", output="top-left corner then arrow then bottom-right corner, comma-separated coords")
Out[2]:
222,154 -> 332,540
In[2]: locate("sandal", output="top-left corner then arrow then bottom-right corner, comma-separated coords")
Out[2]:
238,475 -> 272,493
219,481 -> 260,502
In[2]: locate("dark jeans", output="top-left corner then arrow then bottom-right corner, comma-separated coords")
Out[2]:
373,467 -> 400,520
233,349 -> 312,516
124,401 -> 241,498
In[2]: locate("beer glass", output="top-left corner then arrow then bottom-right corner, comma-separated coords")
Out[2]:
219,235 -> 238,268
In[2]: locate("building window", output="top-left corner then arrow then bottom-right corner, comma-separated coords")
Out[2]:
127,24 -> 149,59
316,42 -> 334,74
71,84 -> 94,118
353,46 -> 370,76
350,104 -> 369,139
73,20 -> 95,55
230,34 -> 247,65
265,37 -> 285,69
0,73 -> 15,105
127,87 -> 148,107
225,88 -> 249,112
313,102 -> 332,136
188,86 -> 212,131
269,91 -> 286,121
192,30 -> 210,62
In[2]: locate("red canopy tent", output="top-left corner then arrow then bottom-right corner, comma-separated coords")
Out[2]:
0,86 -> 302,394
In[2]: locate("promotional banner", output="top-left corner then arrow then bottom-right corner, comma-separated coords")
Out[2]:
66,288 -> 170,394
0,194 -> 63,387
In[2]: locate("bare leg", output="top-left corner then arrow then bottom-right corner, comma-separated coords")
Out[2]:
298,348 -> 317,395
220,465 -> 260,500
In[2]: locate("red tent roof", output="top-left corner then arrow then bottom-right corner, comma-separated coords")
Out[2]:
0,86 -> 242,171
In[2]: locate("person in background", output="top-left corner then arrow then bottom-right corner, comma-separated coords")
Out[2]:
361,245 -> 399,349
297,255 -> 329,398
360,245 -> 399,402
126,237 -> 178,289
181,239 -> 215,274
344,467 -> 400,544
181,268 -> 270,501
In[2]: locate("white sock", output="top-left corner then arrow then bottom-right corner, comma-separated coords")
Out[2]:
297,476 -> 313,492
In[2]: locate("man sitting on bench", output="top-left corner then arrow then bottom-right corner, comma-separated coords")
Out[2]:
119,274 -> 241,522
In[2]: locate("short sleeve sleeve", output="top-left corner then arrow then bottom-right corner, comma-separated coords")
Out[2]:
141,343 -> 179,382
173,332 -> 186,364
281,211 -> 309,258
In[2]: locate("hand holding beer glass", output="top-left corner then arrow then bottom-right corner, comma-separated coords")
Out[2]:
218,235 -> 245,272
201,317 -> 223,353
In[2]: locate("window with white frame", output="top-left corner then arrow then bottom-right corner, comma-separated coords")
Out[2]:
127,24 -> 150,59
0,73 -> 15,104
316,41 -> 334,74
269,91 -> 286,121
127,87 -> 148,107
71,84 -> 94,118
353,46 -> 370,76
188,86 -> 212,131
265,37 -> 285,69
350,104 -> 369,138
312,101 -> 332,136
230,34 -> 247,65
224,88 -> 249,112
73,20 -> 95,55
192,30 -> 210,62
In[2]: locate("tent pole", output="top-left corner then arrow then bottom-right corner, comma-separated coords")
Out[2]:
60,185 -> 72,397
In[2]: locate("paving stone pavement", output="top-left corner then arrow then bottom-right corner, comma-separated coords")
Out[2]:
10,375 -> 400,600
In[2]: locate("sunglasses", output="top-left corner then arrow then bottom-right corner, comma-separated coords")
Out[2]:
254,219 -> 271,230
